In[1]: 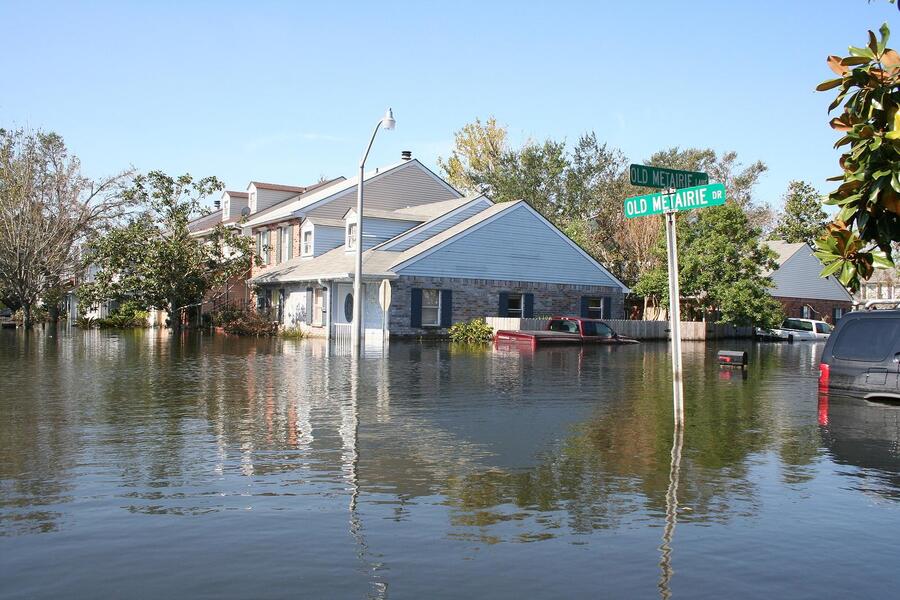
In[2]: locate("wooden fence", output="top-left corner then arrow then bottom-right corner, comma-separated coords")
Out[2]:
484,317 -> 753,341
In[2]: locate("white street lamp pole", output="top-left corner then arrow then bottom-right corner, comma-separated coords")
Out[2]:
352,108 -> 395,349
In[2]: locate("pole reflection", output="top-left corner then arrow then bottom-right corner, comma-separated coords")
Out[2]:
658,421 -> 684,600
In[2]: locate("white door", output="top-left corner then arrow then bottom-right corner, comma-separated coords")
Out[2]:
334,284 -> 356,325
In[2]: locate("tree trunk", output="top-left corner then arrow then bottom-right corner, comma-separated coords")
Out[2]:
23,302 -> 33,329
48,303 -> 59,324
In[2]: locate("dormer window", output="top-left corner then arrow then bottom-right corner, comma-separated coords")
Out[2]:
347,223 -> 358,250
302,230 -> 313,256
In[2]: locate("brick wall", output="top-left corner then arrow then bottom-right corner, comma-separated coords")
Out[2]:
775,296 -> 853,323
388,275 -> 624,337
250,220 -> 301,279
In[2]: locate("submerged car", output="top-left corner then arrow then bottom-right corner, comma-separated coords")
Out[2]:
819,309 -> 900,400
768,317 -> 833,341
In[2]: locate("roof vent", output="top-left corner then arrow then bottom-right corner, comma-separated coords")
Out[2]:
401,150 -> 412,161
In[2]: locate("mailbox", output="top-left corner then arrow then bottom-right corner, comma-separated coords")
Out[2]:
717,350 -> 748,368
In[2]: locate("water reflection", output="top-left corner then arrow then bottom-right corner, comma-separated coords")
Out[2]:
2,330 -> 900,598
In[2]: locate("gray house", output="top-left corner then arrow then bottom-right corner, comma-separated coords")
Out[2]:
766,240 -> 853,322
249,157 -> 628,340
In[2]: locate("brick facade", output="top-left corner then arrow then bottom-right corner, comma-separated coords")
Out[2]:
388,275 -> 625,337
775,296 -> 853,323
250,220 -> 301,282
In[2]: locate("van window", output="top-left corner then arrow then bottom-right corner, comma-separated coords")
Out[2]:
833,319 -> 900,362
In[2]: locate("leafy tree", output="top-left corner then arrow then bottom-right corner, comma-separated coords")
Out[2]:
0,128 -> 131,328
80,172 -> 253,331
438,117 -> 509,195
633,202 -> 783,329
770,180 -> 828,244
814,22 -> 900,290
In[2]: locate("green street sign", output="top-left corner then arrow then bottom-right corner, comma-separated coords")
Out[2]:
629,164 -> 709,189
624,183 -> 726,219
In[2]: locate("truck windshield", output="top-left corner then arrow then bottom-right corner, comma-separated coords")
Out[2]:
581,321 -> 615,338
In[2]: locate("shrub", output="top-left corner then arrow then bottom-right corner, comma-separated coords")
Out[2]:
448,318 -> 495,344
13,306 -> 48,324
280,326 -> 307,339
96,300 -> 149,328
75,316 -> 98,329
211,305 -> 278,336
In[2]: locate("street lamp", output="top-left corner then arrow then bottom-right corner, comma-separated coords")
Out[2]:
352,108 -> 395,349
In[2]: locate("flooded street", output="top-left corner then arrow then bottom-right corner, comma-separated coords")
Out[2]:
1,330 -> 898,598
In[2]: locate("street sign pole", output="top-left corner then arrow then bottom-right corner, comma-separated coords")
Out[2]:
663,199 -> 685,424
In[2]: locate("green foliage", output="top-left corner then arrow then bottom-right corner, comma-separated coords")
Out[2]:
770,181 -> 828,245
438,118 -> 769,287
815,22 -> 900,290
13,305 -> 47,324
95,299 -> 149,328
448,318 -> 495,344
79,171 -> 254,329
75,316 -> 97,329
280,326 -> 307,340
634,203 -> 784,329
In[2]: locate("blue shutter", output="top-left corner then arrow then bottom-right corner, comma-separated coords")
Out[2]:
602,297 -> 612,319
440,289 -> 452,327
580,297 -> 590,318
410,288 -> 423,327
523,293 -> 534,318
498,292 -> 509,317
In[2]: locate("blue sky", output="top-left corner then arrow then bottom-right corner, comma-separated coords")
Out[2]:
1,1 -> 897,209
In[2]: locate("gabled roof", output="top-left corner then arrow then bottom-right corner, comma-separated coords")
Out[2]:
251,199 -> 629,292
244,177 -> 346,227
249,181 -> 307,193
305,217 -> 345,228
224,190 -> 248,198
343,207 -> 426,222
764,240 -> 852,302
243,159 -> 459,229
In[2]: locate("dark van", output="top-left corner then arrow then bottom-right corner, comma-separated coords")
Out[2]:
819,310 -> 900,400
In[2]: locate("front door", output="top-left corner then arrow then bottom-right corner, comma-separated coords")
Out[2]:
334,284 -> 355,325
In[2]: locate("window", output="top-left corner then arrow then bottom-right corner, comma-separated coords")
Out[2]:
815,322 -> 832,334
280,225 -> 292,261
549,319 -> 579,333
312,288 -> 324,326
585,298 -> 604,319
344,293 -> 354,322
832,307 -> 843,322
801,305 -> 812,319
506,294 -> 523,318
256,231 -> 269,266
421,289 -> 440,326
302,230 -> 313,256
833,319 -> 900,362
783,318 -> 813,332
347,223 -> 358,250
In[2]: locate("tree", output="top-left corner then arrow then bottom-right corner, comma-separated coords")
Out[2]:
0,128 -> 131,328
814,22 -> 900,290
770,181 -> 828,244
633,202 -> 783,329
80,172 -> 254,331
438,117 -> 509,195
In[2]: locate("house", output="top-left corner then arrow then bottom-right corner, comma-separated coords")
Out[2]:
248,155 -> 629,340
854,265 -> 899,307
765,240 -> 853,322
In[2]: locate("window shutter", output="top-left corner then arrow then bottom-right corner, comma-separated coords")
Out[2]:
288,226 -> 294,258
498,292 -> 509,317
580,297 -> 590,318
523,293 -> 534,318
305,287 -> 313,324
440,289 -> 453,327
602,297 -> 612,319
410,288 -> 423,327
276,230 -> 282,263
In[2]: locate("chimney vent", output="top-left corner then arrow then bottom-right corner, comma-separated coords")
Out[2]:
401,150 -> 412,161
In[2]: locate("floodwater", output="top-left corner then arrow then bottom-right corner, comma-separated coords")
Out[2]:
1,329 -> 898,599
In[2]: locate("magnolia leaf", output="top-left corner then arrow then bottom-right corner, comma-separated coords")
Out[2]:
885,109 -> 900,139
817,78 -> 844,91
872,251 -> 895,268
820,259 -> 844,277
879,22 -> 891,55
838,261 -> 857,287
869,30 -> 879,54
849,46 -> 876,59
841,55 -> 871,66
892,172 -> 900,193
873,168 -> 892,179
882,49 -> 900,68
827,55 -> 848,75
871,135 -> 883,151
830,115 -> 852,131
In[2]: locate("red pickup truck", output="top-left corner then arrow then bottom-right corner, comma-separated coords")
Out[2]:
494,316 -> 639,348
